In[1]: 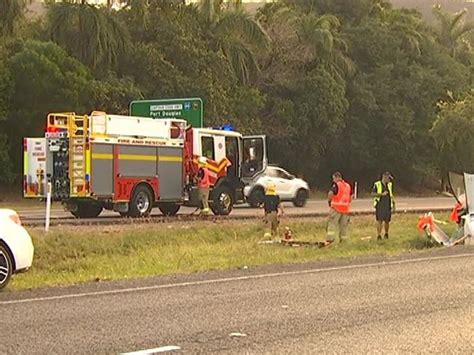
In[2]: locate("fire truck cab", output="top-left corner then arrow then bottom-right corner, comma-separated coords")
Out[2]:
23,112 -> 266,217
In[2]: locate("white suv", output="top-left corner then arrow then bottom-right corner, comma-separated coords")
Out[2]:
244,166 -> 310,207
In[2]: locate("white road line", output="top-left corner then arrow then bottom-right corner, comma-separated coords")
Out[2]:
121,345 -> 181,354
1,253 -> 472,306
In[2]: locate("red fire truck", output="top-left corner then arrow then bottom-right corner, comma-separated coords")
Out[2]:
23,112 -> 266,217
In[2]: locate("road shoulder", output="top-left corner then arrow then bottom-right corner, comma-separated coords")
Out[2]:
1,245 -> 472,303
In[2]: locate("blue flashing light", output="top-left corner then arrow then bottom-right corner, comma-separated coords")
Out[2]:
213,123 -> 234,131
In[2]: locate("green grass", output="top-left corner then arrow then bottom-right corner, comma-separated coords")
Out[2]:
8,213 -> 456,291
0,199 -> 48,210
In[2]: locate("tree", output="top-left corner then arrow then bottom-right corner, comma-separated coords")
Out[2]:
285,0 -> 392,24
431,90 -> 474,175
5,40 -> 93,175
378,8 -> 427,58
195,0 -> 269,84
0,133 -> 14,183
0,50 -> 12,121
332,13 -> 471,187
432,5 -> 474,58
0,0 -> 25,37
227,86 -> 266,134
119,1 -> 239,126
266,66 -> 348,181
91,76 -> 143,115
296,13 -> 354,78
257,4 -> 353,85
47,2 -> 130,71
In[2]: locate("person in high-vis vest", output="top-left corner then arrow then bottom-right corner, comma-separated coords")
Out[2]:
372,171 -> 395,240
262,182 -> 284,237
326,172 -> 352,245
197,156 -> 211,215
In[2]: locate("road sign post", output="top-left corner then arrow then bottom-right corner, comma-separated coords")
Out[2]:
129,98 -> 204,128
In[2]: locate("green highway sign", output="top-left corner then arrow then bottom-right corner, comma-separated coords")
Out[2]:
129,98 -> 203,128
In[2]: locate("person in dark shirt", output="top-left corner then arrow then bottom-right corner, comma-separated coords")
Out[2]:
371,171 -> 395,240
263,183 -> 284,237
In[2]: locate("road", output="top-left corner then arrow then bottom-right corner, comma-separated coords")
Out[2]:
1,249 -> 472,354
17,197 -> 454,224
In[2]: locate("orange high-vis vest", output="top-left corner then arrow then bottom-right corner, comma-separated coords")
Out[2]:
450,201 -> 463,223
331,180 -> 352,213
198,167 -> 211,188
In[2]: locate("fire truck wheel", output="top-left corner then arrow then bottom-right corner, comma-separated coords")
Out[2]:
0,244 -> 13,290
211,186 -> 234,215
249,187 -> 265,208
71,202 -> 103,219
158,203 -> 180,216
129,185 -> 154,217
293,189 -> 308,207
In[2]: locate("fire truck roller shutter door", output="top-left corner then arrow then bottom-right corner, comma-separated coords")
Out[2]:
91,143 -> 114,196
117,145 -> 157,177
157,146 -> 183,200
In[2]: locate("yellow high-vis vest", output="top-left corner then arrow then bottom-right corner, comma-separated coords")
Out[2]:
373,181 -> 394,208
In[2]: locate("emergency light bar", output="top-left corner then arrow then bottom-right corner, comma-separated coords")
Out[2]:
213,123 -> 234,131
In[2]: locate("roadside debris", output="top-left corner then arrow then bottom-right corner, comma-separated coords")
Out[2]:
417,172 -> 474,247
229,332 -> 247,338
258,227 -> 331,248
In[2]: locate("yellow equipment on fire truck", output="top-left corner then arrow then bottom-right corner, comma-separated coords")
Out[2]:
23,112 -> 266,218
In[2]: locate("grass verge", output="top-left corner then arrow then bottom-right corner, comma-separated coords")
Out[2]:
9,213 -> 456,290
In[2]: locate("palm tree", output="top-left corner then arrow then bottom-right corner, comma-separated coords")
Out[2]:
47,2 -> 130,71
432,5 -> 474,57
196,0 -> 270,84
0,0 -> 25,37
380,9 -> 427,58
296,13 -> 354,78
256,4 -> 353,82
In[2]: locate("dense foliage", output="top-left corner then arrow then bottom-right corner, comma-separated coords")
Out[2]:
0,0 -> 473,190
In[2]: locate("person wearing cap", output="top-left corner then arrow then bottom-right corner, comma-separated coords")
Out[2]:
372,172 -> 395,240
326,172 -> 352,245
263,182 -> 284,237
197,156 -> 211,215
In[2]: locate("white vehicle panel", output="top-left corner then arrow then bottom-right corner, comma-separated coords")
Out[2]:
0,210 -> 34,271
244,166 -> 310,203
214,135 -> 226,162
24,137 -> 47,198
91,114 -> 186,140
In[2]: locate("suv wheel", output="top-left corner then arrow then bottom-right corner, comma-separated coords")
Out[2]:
158,203 -> 181,216
0,244 -> 13,290
293,189 -> 308,207
249,187 -> 265,208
